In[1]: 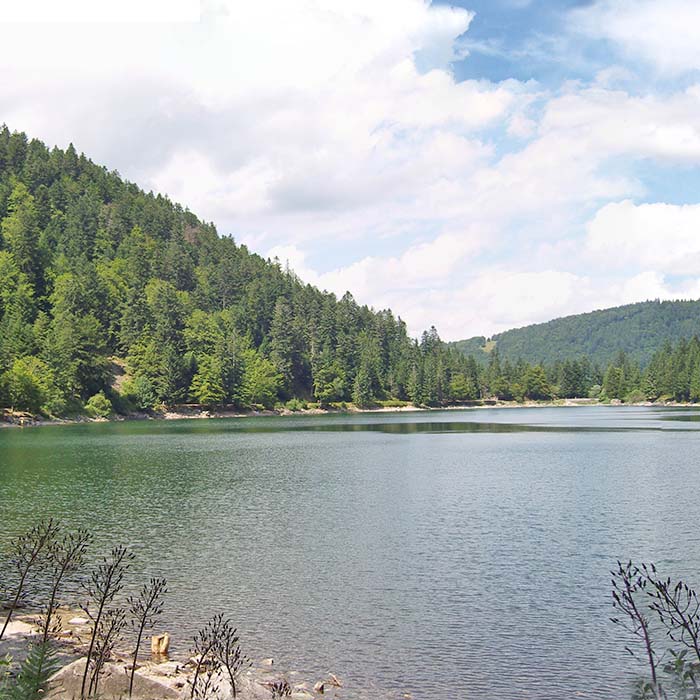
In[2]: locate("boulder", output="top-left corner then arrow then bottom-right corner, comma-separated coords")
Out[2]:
47,658 -> 184,700
68,617 -> 89,626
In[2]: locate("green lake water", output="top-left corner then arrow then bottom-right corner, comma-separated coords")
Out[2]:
2,405 -> 700,699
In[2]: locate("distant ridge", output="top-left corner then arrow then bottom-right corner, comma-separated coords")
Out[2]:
451,299 -> 700,367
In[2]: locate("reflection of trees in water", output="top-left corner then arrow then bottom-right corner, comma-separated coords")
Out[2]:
292,421 -> 630,434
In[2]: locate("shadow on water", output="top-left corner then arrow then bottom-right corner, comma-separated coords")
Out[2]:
267,420 -> 700,434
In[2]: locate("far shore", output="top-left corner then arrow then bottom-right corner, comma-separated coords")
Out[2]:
1,397 -> 696,429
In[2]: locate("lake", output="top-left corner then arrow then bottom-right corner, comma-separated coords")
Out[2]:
1,405 -> 699,699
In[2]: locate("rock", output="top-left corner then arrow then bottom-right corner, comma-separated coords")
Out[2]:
147,660 -> 181,677
313,681 -> 325,694
47,658 -> 184,700
0,620 -> 36,639
68,616 -> 89,626
260,657 -> 274,667
151,632 -> 170,656
327,674 -> 342,688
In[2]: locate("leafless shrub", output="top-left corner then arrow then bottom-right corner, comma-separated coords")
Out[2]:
215,621 -> 251,699
269,680 -> 292,699
127,576 -> 167,698
80,545 -> 134,699
0,519 -> 61,641
39,528 -> 92,644
611,560 -> 665,699
189,614 -> 225,700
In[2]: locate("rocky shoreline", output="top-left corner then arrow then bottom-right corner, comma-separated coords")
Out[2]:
0,397 -> 693,430
1,612 -> 343,700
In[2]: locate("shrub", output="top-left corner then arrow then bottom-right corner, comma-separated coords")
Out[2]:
121,376 -> 158,411
624,389 -> 646,404
0,356 -> 60,415
285,398 -> 306,412
377,399 -> 410,408
85,391 -> 113,418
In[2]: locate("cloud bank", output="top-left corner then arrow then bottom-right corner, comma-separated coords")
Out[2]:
2,0 -> 700,339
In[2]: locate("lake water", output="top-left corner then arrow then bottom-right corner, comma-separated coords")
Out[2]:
2,405 -> 700,699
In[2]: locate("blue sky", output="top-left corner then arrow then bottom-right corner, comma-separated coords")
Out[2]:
3,0 -> 700,339
439,0 -> 599,84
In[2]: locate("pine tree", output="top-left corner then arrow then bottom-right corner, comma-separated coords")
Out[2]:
352,366 -> 373,408
190,355 -> 225,405
1,181 -> 43,292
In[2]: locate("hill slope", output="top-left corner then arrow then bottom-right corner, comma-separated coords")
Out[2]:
0,127 -> 481,415
452,300 -> 700,367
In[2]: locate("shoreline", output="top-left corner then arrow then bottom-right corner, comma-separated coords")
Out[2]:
0,612 -> 341,700
1,397 -> 695,430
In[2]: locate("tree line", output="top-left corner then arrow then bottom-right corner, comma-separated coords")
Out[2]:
0,127 -> 483,415
1,127 -> 698,417
479,336 -> 700,403
452,298 -> 700,368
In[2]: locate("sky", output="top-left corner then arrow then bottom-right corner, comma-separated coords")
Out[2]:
3,0 -> 700,340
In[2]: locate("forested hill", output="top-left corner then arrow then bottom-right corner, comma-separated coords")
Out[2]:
451,300 -> 700,367
0,127 -> 483,415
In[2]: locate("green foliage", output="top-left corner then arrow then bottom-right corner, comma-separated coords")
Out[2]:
352,366 -> 374,408
624,389 -> 646,404
1,356 -> 59,414
449,372 -> 478,401
452,299 -> 700,368
240,350 -> 281,409
1,181 -> 43,293
7,642 -> 61,700
522,365 -> 551,400
376,399 -> 410,408
10,127 -> 699,417
85,390 -> 113,418
121,375 -> 158,411
312,349 -> 346,406
0,128 -> 481,415
0,655 -> 10,700
190,355 -> 225,406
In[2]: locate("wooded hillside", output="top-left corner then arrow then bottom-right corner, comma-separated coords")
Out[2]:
452,300 -> 700,367
0,127 -> 480,415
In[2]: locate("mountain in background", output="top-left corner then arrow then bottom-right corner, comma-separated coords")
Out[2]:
451,300 -> 700,367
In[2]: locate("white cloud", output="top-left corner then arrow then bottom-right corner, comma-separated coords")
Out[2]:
0,0 -> 523,241
586,200 -> 700,274
400,268 -> 700,340
0,0 -> 199,23
3,0 -> 700,342
572,0 -> 700,76
269,228 -> 486,300
540,86 -> 700,164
